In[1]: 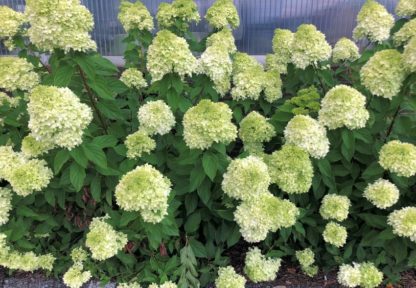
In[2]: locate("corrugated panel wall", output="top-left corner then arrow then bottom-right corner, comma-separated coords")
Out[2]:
0,0 -> 398,56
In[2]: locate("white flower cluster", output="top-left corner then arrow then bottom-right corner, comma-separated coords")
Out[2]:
0,6 -> 25,49
239,111 -> 275,155
147,29 -> 197,82
85,216 -> 128,261
0,188 -> 12,225
138,100 -> 176,136
115,164 -> 172,223
296,248 -> 318,277
183,99 -> 237,150
0,233 -> 55,272
363,179 -> 399,209
379,140 -> 416,177
388,206 -> 416,242
63,247 -> 91,288
266,145 -> 313,194
291,24 -> 332,69
234,193 -> 299,242
222,156 -> 270,201
120,68 -> 147,90
393,18 -> 416,46
21,135 -> 55,158
28,85 -> 93,150
0,146 -> 53,197
198,29 -> 235,95
319,85 -> 369,130
206,0 -> 240,30
0,57 -> 39,92
215,266 -> 246,288
323,221 -> 348,247
118,0 -> 154,32
337,262 -> 383,288
395,0 -> 416,17
332,38 -> 360,63
244,247 -> 281,283
360,49 -> 407,99
156,0 -> 200,31
319,194 -> 351,222
25,0 -> 97,53
148,282 -> 177,288
284,115 -> 329,159
353,0 -> 394,43
403,37 -> 416,73
266,29 -> 294,74
125,130 -> 156,159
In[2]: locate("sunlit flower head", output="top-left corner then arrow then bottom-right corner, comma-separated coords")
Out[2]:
118,0 -> 154,32
396,0 -> 416,17
363,179 -> 400,209
332,37 -> 360,63
388,206 -> 416,242
323,222 -> 348,247
379,140 -> 416,177
156,0 -> 200,31
0,57 -> 39,92
120,68 -> 147,90
244,247 -> 281,283
138,100 -> 175,136
206,0 -> 240,30
319,194 -> 351,222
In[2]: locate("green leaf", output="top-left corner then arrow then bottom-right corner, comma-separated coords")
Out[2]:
189,238 -> 207,258
54,150 -> 70,174
341,130 -> 355,161
189,163 -> 205,192
88,78 -> 115,100
184,212 -> 201,233
226,225 -> 241,247
70,162 -> 86,192
358,213 -> 387,229
82,143 -> 107,168
119,211 -> 139,227
90,174 -> 101,201
202,152 -> 217,181
69,147 -> 88,168
361,162 -> 384,180
92,135 -> 118,148
16,206 -> 38,217
53,64 -> 75,87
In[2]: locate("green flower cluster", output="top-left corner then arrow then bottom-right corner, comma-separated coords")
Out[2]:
353,0 -> 394,43
118,0 -> 154,32
156,0 -> 200,31
115,164 -> 172,223
332,37 -> 360,63
379,140 -> 416,177
388,206 -> 416,242
363,179 -> 399,209
266,145 -> 313,194
0,146 -> 53,197
205,0 -> 240,30
291,24 -> 332,69
265,29 -> 294,74
337,262 -> 383,288
125,130 -> 156,159
319,194 -> 351,222
222,156 -> 270,201
25,0 -> 96,53
296,248 -> 318,277
395,0 -> 416,17
263,70 -> 283,103
0,57 -> 39,92
360,49 -> 407,99
118,283 -> 142,288
85,216 -> 128,261
215,266 -> 246,288
28,85 -> 93,150
244,247 -> 281,283
238,111 -> 275,155
319,85 -> 369,130
0,233 -> 55,272
21,135 -> 54,158
288,86 -> 321,115
284,115 -> 329,159
323,221 -> 348,247
183,99 -> 237,150
138,100 -> 176,136
120,68 -> 147,90
147,30 -> 197,82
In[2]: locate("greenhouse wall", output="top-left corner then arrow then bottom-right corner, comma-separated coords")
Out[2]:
0,0 -> 398,56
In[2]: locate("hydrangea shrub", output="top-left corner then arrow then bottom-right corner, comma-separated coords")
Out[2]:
0,0 -> 416,287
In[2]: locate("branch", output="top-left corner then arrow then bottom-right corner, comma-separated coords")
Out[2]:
78,66 -> 108,134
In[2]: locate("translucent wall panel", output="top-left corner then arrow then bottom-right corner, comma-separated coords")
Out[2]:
0,0 -> 398,56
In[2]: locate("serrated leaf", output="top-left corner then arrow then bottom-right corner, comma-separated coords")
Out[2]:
54,150 -> 70,174
82,143 -> 107,168
202,152 -> 217,181
184,212 -> 201,233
